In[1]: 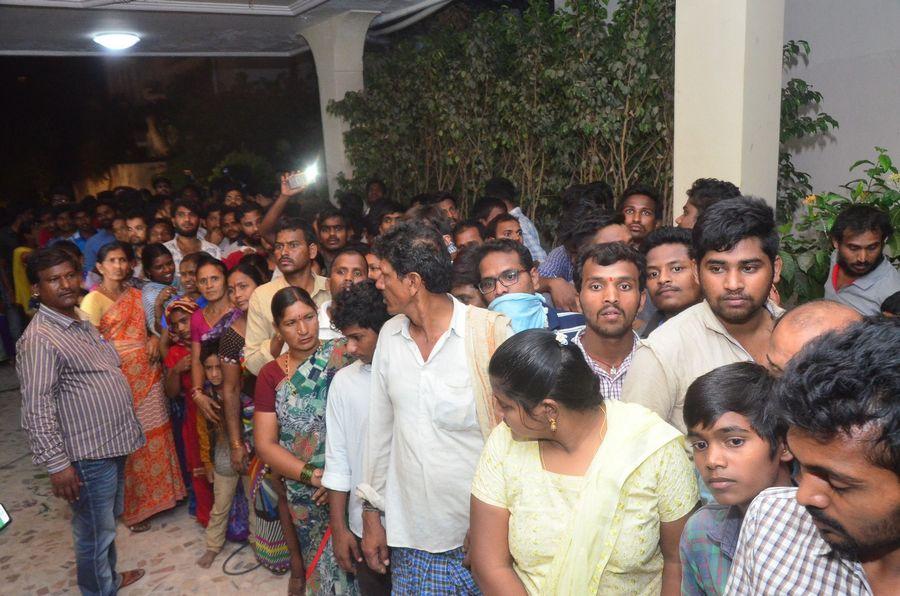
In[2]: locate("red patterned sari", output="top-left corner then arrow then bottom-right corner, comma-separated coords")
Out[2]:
93,287 -> 187,525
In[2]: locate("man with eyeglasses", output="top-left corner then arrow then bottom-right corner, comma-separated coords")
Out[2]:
473,239 -> 584,340
572,242 -> 646,401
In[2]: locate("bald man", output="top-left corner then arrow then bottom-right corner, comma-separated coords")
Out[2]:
765,299 -> 862,374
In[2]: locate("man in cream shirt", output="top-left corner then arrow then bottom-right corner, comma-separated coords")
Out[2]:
358,222 -> 511,594
623,197 -> 784,433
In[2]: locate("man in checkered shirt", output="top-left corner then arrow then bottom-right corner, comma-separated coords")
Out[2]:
725,317 -> 899,595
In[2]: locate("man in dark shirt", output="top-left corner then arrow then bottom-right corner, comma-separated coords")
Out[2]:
17,247 -> 145,595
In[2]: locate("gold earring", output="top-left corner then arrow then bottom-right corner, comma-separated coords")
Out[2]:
549,418 -> 557,432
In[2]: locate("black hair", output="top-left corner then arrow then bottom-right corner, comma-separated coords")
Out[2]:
684,362 -> 782,457
560,181 -> 615,211
425,191 -> 458,208
452,247 -> 483,288
53,240 -> 81,261
221,206 -> 240,221
271,286 -> 317,325
71,203 -> 90,216
331,279 -> 390,334
686,178 -> 742,214
374,222 -> 453,294
484,177 -> 517,205
95,196 -> 117,213
561,207 -> 625,252
641,226 -> 693,255
471,196 -> 508,222
369,199 -> 405,233
485,213 -> 520,239
489,328 -> 603,411
200,338 -> 220,363
453,219 -> 486,243
830,203 -> 893,243
141,242 -> 173,275
575,242 -> 646,292
365,178 -> 387,195
316,206 -> 345,226
273,217 -> 317,245
618,183 -> 661,217
474,238 -> 534,274
53,204 -> 74,218
404,204 -> 453,236
172,198 -> 201,217
204,202 -> 223,217
882,291 -> 900,316
26,246 -> 79,284
151,218 -> 174,232
237,202 -> 264,220
228,256 -> 268,287
774,317 -> 900,473
332,243 -> 370,264
95,241 -> 134,267
195,253 -> 227,277
180,251 -> 204,270
152,175 -> 172,187
123,209 -> 150,225
692,196 -> 779,264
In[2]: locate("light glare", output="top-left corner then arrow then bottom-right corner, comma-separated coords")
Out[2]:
92,33 -> 141,50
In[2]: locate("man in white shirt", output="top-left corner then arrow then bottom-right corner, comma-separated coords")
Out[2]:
163,198 -> 220,281
358,222 -> 511,594
318,245 -> 370,341
324,280 -> 392,595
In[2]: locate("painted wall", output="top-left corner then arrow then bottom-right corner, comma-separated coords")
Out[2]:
783,0 -> 900,195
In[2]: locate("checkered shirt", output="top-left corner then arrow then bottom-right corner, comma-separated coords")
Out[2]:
572,329 -> 638,401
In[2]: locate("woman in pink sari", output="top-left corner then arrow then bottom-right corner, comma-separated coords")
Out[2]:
81,241 -> 186,531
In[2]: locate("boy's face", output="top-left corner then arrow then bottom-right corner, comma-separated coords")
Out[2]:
203,354 -> 223,387
688,412 -> 792,510
168,310 -> 192,343
340,324 -> 379,365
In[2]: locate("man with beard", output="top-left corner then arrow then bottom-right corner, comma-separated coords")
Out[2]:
640,226 -> 703,337
243,217 -> 330,375
727,317 -> 900,595
124,211 -> 150,277
571,242 -> 645,400
163,198 -> 220,279
82,197 -> 118,274
218,206 -> 243,257
618,184 -> 660,248
237,203 -> 265,253
824,204 -> 899,316
622,196 -> 783,433
316,207 -> 350,271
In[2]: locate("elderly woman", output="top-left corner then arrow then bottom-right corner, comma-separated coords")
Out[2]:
470,329 -> 699,595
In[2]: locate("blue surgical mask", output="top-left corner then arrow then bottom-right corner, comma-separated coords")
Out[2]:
489,293 -> 548,333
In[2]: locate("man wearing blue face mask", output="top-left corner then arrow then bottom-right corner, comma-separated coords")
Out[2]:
473,239 -> 585,340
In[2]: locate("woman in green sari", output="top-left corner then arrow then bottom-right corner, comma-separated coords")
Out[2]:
254,286 -> 356,595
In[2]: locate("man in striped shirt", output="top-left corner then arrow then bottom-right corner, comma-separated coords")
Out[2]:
17,247 -> 145,595
726,318 -> 900,595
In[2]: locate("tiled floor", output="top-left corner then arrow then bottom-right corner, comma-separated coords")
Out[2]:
0,362 -> 289,594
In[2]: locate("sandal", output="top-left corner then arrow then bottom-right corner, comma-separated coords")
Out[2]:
118,568 -> 145,589
288,576 -> 305,596
129,521 -> 151,533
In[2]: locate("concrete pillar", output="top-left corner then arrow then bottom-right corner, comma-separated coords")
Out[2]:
672,0 -> 785,221
300,10 -> 378,202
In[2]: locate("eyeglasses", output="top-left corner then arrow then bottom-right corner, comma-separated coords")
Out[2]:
477,269 -> 527,295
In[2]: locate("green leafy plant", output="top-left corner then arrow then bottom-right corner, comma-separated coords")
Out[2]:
777,147 -> 900,304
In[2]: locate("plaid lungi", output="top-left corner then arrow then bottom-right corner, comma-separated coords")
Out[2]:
391,547 -> 480,595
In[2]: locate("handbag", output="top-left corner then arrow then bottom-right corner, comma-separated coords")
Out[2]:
247,455 -> 291,573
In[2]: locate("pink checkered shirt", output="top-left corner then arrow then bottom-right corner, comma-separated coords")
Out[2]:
572,330 -> 638,401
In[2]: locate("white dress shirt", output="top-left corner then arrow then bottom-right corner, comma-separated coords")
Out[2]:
361,296 -> 484,553
323,360 -> 371,538
163,236 -> 221,279
318,300 -> 342,340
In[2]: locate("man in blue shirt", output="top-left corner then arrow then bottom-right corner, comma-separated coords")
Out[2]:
81,197 -> 117,274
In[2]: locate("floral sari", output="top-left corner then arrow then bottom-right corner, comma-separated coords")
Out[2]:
275,339 -> 355,595
90,287 -> 187,525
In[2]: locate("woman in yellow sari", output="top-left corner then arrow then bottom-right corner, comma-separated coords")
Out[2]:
81,241 -> 186,531
470,329 -> 699,595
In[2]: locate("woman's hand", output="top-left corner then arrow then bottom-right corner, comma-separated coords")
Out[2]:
155,286 -> 177,309
171,354 -> 191,374
269,334 -> 285,359
146,336 -> 161,363
194,391 -> 221,424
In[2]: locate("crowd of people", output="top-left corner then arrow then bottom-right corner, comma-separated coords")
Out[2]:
5,171 -> 900,596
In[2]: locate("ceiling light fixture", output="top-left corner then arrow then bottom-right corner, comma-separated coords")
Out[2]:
92,32 -> 141,50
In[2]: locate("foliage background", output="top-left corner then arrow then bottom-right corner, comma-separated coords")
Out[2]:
331,0 -> 676,230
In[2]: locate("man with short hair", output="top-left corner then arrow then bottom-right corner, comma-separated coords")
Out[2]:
676,178 -> 741,229
451,248 -> 488,308
623,196 -> 784,433
640,226 -> 703,337
366,179 -> 387,208
726,317 -> 900,595
71,204 -> 95,245
317,207 -> 350,269
453,220 -> 486,252
149,218 -> 174,244
572,242 -> 645,400
484,176 -> 547,264
619,184 -> 660,247
324,280 -> 393,596
359,223 -> 512,593
163,198 -> 221,277
824,203 -> 900,316
49,205 -> 83,250
764,299 -> 862,375
82,198 -> 117,273
318,245 -> 369,340
237,202 -> 265,253
152,175 -> 172,197
485,213 -> 523,243
219,206 -> 243,257
371,200 -> 405,237
474,238 -> 584,339
243,217 -> 330,375
426,192 -> 461,225
17,247 -> 146,595
124,211 -> 150,277
471,196 -> 507,229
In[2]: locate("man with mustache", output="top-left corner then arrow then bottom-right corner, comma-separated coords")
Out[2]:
618,183 -> 660,248
640,226 -> 703,337
622,196 -> 784,433
572,242 -> 646,400
824,204 -> 899,316
726,317 -> 900,595
243,217 -> 330,375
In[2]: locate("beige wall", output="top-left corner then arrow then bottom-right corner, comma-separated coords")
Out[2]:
74,162 -> 167,200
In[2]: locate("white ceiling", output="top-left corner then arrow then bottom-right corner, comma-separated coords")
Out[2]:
0,0 -> 444,56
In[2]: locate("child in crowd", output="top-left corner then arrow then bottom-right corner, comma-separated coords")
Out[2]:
679,362 -> 794,596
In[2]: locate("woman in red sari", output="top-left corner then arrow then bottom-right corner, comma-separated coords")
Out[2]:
81,241 -> 186,531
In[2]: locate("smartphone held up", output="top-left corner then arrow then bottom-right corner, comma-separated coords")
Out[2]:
286,161 -> 319,191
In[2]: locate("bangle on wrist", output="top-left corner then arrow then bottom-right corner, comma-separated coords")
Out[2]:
299,462 -> 316,486
230,440 -> 244,450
